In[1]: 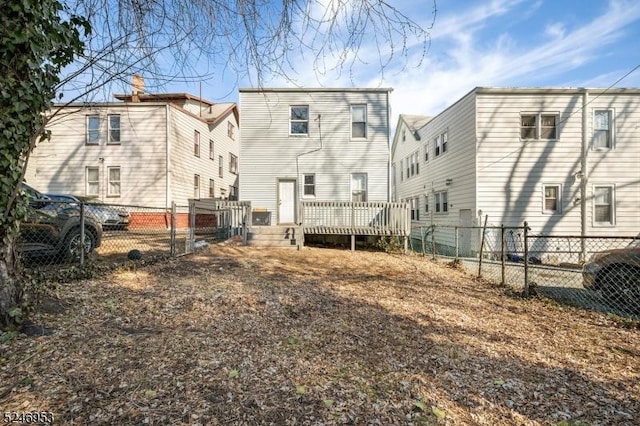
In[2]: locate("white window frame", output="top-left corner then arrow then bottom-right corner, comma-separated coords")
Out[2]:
399,159 -> 404,182
434,191 -> 448,214
542,184 -> 561,214
194,130 -> 200,157
108,114 -> 121,144
302,174 -> 316,198
593,109 -> 614,150
107,166 -> 121,197
229,153 -> 238,174
86,115 -> 100,145
424,194 -> 429,213
410,197 -> 420,221
228,122 -> 235,140
209,139 -> 214,160
406,156 -> 410,178
424,143 -> 429,162
520,113 -> 559,140
350,173 -> 368,202
593,185 -> 615,227
435,134 -> 441,157
441,131 -> 448,154
413,151 -> 420,175
229,185 -> 238,201
218,155 -> 223,178
209,179 -> 215,198
351,104 -> 367,139
86,166 -> 99,196
290,105 -> 309,135
194,174 -> 200,199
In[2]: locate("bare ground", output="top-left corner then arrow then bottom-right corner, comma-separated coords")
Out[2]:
1,242 -> 639,425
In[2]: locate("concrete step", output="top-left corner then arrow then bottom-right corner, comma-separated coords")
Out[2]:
247,226 -> 302,248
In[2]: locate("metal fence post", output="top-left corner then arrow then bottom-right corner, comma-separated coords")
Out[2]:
478,215 -> 488,278
455,226 -> 459,259
170,202 -> 176,257
431,225 -> 436,260
523,221 -> 530,296
421,227 -> 425,256
79,201 -> 85,267
501,224 -> 506,285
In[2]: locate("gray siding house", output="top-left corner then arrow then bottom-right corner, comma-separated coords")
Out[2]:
392,87 -> 640,248
26,92 -> 240,209
239,88 -> 392,226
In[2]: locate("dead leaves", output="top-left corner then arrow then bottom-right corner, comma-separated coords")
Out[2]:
1,245 -> 638,425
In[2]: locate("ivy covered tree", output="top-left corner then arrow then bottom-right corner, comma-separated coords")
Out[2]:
0,0 -> 88,328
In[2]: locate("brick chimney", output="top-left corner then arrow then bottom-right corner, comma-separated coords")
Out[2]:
132,74 -> 144,102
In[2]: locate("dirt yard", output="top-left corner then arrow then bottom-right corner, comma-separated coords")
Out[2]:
1,242 -> 638,425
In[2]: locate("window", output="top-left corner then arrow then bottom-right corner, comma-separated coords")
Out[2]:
194,175 -> 200,199
410,154 -> 415,176
303,174 -> 315,197
402,130 -> 406,142
411,197 -> 420,221
194,131 -> 200,157
424,195 -> 429,213
229,185 -> 238,201
351,173 -> 367,202
593,110 -> 613,149
391,163 -> 396,189
107,167 -> 121,196
351,105 -> 367,138
399,159 -> 404,182
435,135 -> 440,156
229,153 -> 238,174
521,114 -> 558,140
86,166 -> 99,196
414,151 -> 420,175
406,156 -> 410,178
228,122 -> 235,139
424,144 -> 429,162
434,191 -> 448,213
108,114 -> 121,144
209,140 -> 214,159
86,115 -> 100,144
435,131 -> 447,157
209,179 -> 215,198
542,184 -> 561,214
594,185 -> 614,225
290,105 -> 309,135
441,131 -> 448,153
218,155 -> 223,178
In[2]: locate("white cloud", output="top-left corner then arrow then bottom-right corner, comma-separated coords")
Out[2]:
544,22 -> 566,39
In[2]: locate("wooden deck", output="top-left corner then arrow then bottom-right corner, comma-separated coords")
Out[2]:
300,201 -> 410,236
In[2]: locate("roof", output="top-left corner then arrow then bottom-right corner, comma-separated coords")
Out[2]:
113,92 -> 215,105
473,86 -> 640,95
239,87 -> 393,93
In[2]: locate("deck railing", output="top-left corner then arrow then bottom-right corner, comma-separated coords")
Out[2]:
300,201 -> 411,236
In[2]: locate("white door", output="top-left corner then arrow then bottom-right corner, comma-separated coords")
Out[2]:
278,180 -> 296,224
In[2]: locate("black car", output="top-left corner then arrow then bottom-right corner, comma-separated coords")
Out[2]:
46,194 -> 129,231
19,184 -> 103,260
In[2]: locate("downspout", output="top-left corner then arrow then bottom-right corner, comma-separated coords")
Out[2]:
166,104 -> 171,209
387,90 -> 391,202
580,89 -> 589,262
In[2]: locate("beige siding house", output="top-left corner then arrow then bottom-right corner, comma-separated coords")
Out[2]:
239,88 -> 392,226
392,87 -> 640,245
26,92 -> 239,208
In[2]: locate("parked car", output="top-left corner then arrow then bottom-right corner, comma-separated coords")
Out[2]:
46,194 -> 129,230
19,184 -> 103,260
582,239 -> 640,313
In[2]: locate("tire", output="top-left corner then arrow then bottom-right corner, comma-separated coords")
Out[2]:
599,266 -> 640,314
62,227 -> 96,259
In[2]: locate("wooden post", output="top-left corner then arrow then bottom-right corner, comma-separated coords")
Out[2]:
455,226 -> 459,259
170,202 -> 176,256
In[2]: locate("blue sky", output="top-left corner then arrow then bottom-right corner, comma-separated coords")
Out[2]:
166,0 -> 640,119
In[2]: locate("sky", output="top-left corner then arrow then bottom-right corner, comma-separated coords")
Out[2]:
165,0 -> 640,121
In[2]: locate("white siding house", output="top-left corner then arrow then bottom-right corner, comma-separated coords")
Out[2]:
239,88 -> 392,225
26,92 -> 239,209
392,87 -> 640,245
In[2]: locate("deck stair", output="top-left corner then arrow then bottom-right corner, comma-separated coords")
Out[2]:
247,226 -> 302,248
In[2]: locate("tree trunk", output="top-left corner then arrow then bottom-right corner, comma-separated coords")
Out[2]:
0,232 -> 23,329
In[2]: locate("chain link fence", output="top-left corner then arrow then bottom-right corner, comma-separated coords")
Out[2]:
18,198 -> 243,271
410,223 -> 639,319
